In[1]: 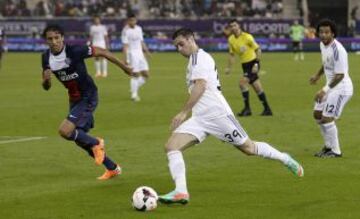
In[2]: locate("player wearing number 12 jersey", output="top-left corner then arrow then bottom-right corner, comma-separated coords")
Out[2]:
41,25 -> 132,180
158,28 -> 304,205
310,19 -> 353,158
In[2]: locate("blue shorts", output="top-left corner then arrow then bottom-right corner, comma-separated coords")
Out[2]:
67,95 -> 98,132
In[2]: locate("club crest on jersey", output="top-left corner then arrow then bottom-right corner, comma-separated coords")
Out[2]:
58,71 -> 79,81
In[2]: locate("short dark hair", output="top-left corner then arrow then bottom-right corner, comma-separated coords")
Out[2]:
172,28 -> 194,40
228,19 -> 238,25
127,13 -> 136,18
316,19 -> 337,38
42,24 -> 64,38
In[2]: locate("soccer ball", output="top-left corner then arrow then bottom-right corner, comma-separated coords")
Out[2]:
132,186 -> 158,211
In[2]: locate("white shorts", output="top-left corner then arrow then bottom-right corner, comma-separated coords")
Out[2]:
129,52 -> 149,73
92,41 -> 106,49
174,114 -> 249,146
314,90 -> 352,119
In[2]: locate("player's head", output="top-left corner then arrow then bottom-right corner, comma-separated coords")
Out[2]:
293,20 -> 299,25
93,15 -> 101,25
172,28 -> 197,57
228,19 -> 242,35
127,13 -> 137,28
42,24 -> 65,54
316,19 -> 337,45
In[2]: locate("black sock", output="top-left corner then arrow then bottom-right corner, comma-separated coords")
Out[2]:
242,90 -> 250,109
75,141 -> 117,170
258,92 -> 270,110
103,156 -> 117,170
70,129 -> 99,147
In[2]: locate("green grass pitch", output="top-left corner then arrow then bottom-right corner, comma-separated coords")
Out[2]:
0,52 -> 359,219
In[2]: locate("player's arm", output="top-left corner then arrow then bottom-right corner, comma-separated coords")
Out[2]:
141,41 -> 151,57
171,79 -> 206,130
225,53 -> 235,74
309,66 -> 324,84
105,35 -> 110,50
42,69 -> 52,90
122,43 -> 129,64
92,46 -> 132,76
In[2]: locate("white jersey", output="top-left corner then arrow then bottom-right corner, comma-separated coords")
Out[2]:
90,24 -> 108,48
122,25 -> 144,54
186,49 -> 233,119
320,39 -> 353,95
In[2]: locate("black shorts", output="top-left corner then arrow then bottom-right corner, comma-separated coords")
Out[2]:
241,59 -> 260,84
292,41 -> 302,50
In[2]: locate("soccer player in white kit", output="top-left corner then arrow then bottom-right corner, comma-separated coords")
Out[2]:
89,16 -> 109,77
158,28 -> 304,205
310,19 -> 353,158
122,13 -> 150,102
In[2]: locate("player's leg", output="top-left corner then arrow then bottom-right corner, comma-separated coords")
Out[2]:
100,57 -> 108,77
138,70 -> 149,88
61,99 -> 121,178
94,56 -> 101,77
251,79 -> 273,116
293,41 -> 299,61
299,41 -> 305,60
315,93 -> 352,157
237,76 -> 252,116
134,57 -> 149,99
130,73 -> 140,101
206,115 -> 303,177
159,118 -> 206,204
159,133 -> 198,204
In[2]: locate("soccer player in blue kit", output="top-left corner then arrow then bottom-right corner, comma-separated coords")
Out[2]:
41,25 -> 132,180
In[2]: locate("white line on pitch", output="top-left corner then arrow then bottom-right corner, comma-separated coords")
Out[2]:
0,137 -> 47,144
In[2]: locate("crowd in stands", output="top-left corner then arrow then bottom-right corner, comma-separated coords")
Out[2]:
1,0 -> 133,18
0,0 -> 283,18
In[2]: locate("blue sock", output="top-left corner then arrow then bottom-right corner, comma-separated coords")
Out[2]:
70,129 -> 98,147
103,156 -> 117,170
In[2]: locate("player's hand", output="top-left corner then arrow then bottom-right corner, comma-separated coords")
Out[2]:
170,111 -> 187,131
123,65 -> 134,76
224,67 -> 231,75
309,75 -> 320,85
43,69 -> 52,80
251,63 -> 259,74
314,89 -> 326,102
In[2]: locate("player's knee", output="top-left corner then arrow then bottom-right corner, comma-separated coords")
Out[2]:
58,128 -> 73,140
320,116 -> 334,124
239,78 -> 248,86
313,111 -> 322,120
237,140 -> 256,156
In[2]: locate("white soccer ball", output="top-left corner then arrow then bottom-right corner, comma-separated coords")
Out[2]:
132,186 -> 158,211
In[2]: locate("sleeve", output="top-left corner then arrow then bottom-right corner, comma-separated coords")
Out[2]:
73,45 -> 94,59
139,27 -> 144,41
247,34 -> 259,50
103,26 -> 108,36
333,47 -> 347,74
122,29 -> 128,44
190,54 -> 211,81
41,52 -> 50,71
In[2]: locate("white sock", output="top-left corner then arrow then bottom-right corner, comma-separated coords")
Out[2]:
255,141 -> 288,164
167,150 -> 188,194
321,122 -> 341,154
130,78 -> 139,97
137,76 -> 146,88
317,120 -> 330,148
300,52 -> 304,60
95,60 -> 101,75
101,59 -> 107,76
